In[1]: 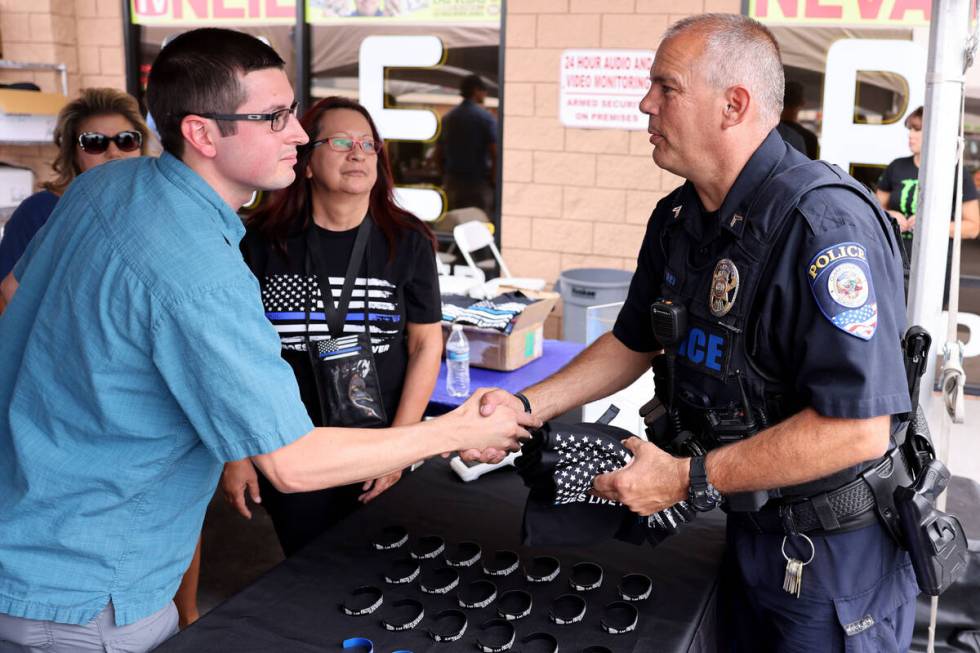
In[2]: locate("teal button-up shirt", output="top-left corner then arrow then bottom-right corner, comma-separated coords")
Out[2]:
0,153 -> 313,626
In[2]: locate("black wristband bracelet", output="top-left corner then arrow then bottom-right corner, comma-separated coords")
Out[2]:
513,392 -> 532,414
428,609 -> 468,642
419,567 -> 460,595
519,633 -> 559,653
340,586 -> 383,616
618,572 -> 653,601
496,589 -> 532,621
458,579 -> 498,609
549,593 -> 586,625
380,598 -> 424,632
475,618 -> 516,653
569,561 -> 604,592
524,555 -> 560,583
383,558 -> 421,585
600,600 -> 639,634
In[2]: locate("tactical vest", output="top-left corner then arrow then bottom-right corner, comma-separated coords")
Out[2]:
657,157 -> 903,510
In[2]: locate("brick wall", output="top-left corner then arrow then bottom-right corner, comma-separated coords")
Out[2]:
501,0 -> 740,336
0,0 -> 126,187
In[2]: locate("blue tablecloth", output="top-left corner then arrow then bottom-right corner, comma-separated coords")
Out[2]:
428,339 -> 586,412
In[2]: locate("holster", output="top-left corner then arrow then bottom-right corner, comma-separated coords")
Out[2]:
894,459 -> 969,596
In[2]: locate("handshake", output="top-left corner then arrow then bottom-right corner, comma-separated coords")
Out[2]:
445,388 -> 541,465
455,389 -> 692,518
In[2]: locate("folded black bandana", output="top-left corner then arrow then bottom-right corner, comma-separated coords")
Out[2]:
515,421 -> 695,548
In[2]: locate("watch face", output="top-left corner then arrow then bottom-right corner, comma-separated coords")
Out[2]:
690,485 -> 720,512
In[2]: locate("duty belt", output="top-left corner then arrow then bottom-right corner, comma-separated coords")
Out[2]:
737,447 -> 912,536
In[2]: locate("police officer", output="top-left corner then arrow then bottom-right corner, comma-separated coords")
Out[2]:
477,13 -> 918,651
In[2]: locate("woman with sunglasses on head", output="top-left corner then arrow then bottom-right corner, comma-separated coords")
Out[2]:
0,88 -> 149,290
219,97 -> 444,556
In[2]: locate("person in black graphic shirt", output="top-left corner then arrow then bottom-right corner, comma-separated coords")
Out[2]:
875,106 -> 979,262
221,97 -> 444,555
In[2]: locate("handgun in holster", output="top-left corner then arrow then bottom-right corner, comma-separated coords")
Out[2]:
890,326 -> 969,596
894,459 -> 969,596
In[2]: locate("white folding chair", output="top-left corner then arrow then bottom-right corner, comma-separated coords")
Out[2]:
452,221 -> 545,298
453,220 -> 513,278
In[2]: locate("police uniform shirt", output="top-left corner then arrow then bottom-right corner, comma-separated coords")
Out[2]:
613,130 -> 911,420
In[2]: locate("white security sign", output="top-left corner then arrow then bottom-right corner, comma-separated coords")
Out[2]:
559,49 -> 654,131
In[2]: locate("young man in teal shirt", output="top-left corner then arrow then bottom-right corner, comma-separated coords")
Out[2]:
0,29 -> 532,652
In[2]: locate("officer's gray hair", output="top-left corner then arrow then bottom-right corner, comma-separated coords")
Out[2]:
662,14 -> 784,127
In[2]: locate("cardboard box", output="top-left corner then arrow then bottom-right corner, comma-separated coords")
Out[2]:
443,290 -> 560,371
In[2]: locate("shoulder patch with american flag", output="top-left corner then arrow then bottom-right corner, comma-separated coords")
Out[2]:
806,241 -> 877,341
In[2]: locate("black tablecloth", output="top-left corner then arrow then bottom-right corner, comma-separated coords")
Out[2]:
157,457 -> 726,653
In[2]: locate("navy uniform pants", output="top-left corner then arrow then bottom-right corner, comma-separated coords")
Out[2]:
718,516 -> 919,652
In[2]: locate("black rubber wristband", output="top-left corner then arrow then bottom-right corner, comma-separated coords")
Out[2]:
410,535 -> 445,560
569,561 -> 603,592
371,525 -> 408,551
514,392 -> 532,414
458,579 -> 498,609
476,618 -> 517,652
340,586 -> 383,616
600,600 -> 639,634
518,632 -> 559,653
548,593 -> 586,625
483,550 -> 520,577
383,558 -> 420,585
445,541 -> 482,568
496,589 -> 532,621
419,567 -> 460,595
617,572 -> 653,601
428,609 -> 468,642
380,598 -> 424,631
524,555 -> 560,583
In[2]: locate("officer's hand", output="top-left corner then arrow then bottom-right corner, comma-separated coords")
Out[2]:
592,437 -> 689,516
906,214 -> 916,232
220,459 -> 261,520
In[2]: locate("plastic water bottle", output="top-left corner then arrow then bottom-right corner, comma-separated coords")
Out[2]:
446,324 -> 470,398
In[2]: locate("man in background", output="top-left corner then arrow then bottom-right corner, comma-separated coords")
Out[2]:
437,74 -> 498,216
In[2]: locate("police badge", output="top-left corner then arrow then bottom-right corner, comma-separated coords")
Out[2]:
709,258 -> 739,317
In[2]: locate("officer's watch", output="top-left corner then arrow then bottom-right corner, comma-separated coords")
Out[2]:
688,455 -> 721,512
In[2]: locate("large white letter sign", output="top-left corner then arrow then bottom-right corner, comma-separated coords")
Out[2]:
359,35 -> 444,221
359,35 -> 442,140
821,39 -> 926,172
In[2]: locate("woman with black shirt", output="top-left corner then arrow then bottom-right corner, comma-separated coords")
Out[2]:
220,97 -> 443,556
876,105 -> 980,260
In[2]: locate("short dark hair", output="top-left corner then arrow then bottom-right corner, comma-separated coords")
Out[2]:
905,105 -> 924,128
460,74 -> 487,99
146,28 -> 285,158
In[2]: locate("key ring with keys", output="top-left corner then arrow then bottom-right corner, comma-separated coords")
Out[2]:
781,533 -> 815,565
781,532 -> 815,598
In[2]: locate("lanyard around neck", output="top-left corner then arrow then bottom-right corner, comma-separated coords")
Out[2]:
305,216 -> 372,340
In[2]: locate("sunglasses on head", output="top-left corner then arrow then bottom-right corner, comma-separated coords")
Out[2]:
78,130 -> 143,154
